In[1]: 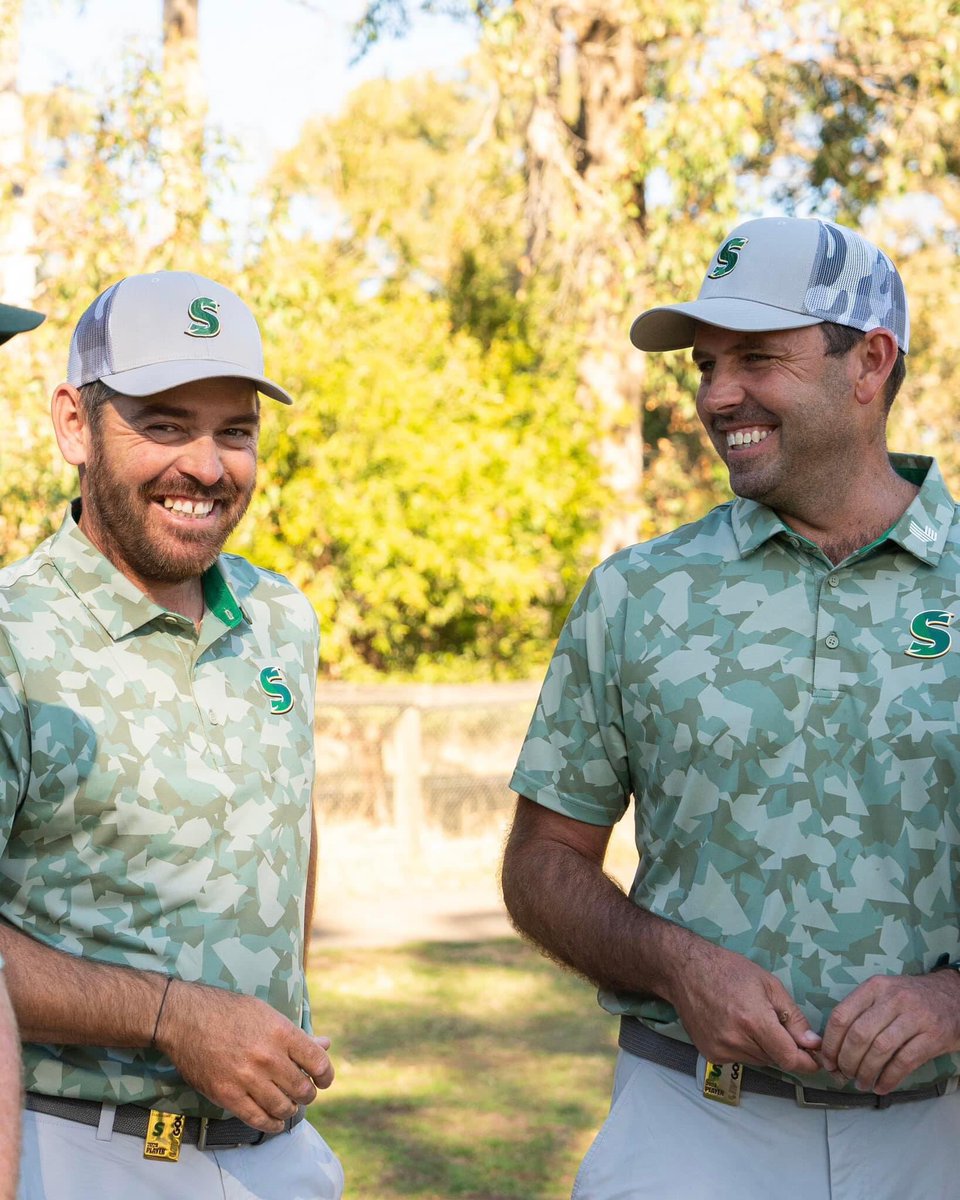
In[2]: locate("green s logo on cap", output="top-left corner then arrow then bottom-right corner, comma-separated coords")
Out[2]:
707,237 -> 749,280
186,297 -> 221,338
259,666 -> 294,714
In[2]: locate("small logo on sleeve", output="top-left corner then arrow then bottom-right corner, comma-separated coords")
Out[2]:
186,297 -> 221,338
259,666 -> 294,714
905,609 -> 955,659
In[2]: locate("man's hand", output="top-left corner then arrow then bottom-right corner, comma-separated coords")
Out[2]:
819,972 -> 960,1095
663,939 -> 822,1075
156,980 -> 335,1133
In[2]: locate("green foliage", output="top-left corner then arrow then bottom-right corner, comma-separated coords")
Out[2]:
11,1 -> 960,680
232,245 -> 601,680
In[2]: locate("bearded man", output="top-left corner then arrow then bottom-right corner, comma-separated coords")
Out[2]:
0,272 -> 343,1200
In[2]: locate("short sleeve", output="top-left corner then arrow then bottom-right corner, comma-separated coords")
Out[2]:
510,566 -> 631,825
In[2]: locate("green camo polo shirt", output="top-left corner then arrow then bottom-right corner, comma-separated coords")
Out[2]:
0,502 -> 319,1116
512,453 -> 960,1091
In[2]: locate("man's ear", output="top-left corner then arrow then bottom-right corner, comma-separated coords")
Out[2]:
51,384 -> 91,467
853,328 -> 899,408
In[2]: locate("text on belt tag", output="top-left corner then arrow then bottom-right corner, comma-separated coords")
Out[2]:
144,1109 -> 184,1161
703,1061 -> 743,1106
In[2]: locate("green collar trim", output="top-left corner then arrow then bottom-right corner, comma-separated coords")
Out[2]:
202,564 -> 246,629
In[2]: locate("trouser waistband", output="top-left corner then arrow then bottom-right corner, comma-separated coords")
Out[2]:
618,1016 -> 957,1110
25,1092 -> 304,1149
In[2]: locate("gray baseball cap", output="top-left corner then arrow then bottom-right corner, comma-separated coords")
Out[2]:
66,271 -> 293,404
0,301 -> 44,346
630,217 -> 910,353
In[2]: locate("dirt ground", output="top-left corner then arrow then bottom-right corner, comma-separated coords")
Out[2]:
311,815 -> 639,948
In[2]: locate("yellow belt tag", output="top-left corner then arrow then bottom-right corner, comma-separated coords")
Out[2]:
143,1109 -> 185,1162
703,1061 -> 743,1107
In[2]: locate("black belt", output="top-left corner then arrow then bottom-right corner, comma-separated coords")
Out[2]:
619,1016 -> 957,1110
25,1092 -> 304,1149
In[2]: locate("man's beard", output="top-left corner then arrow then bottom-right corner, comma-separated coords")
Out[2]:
82,443 -> 254,585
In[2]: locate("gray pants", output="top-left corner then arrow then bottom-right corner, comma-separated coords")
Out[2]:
18,1108 -> 344,1200
572,1050 -> 960,1200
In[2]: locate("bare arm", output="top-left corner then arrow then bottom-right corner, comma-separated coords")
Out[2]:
303,803 -> 318,970
500,796 -> 822,1074
0,922 -> 333,1133
0,975 -> 19,1200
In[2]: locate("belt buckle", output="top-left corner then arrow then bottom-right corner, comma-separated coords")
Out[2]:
794,1083 -> 830,1109
197,1116 -> 259,1151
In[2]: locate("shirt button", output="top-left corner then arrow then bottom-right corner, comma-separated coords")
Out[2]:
789,537 -> 800,548
827,575 -> 840,587
825,633 -> 840,649
164,615 -> 179,627
209,712 -> 220,726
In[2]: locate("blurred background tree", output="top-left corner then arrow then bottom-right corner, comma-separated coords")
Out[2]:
3,0 -> 960,678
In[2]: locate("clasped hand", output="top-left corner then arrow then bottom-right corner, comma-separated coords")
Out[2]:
669,944 -> 960,1094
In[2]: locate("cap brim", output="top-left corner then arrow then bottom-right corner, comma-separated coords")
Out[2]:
0,303 -> 45,346
100,359 -> 293,405
630,298 -> 824,351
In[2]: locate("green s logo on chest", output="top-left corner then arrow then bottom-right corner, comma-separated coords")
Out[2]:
905,610 -> 955,659
259,666 -> 294,714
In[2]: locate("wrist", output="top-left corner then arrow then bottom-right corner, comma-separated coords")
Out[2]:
151,976 -> 177,1055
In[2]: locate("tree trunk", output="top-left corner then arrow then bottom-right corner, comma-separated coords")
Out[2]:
516,2 -> 647,553
161,0 -> 207,241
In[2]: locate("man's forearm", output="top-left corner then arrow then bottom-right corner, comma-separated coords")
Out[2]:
0,921 -> 165,1047
500,798 -> 823,1075
0,978 -> 20,1200
500,806 -> 691,1002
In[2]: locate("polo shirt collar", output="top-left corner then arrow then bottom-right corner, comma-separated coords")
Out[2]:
885,454 -> 955,564
49,501 -> 248,640
730,454 -> 955,564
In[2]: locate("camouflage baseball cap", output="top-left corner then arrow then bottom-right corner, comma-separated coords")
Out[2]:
630,217 -> 909,353
66,271 -> 293,404
0,301 -> 44,346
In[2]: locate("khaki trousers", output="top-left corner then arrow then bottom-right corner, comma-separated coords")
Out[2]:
573,1049 -> 960,1200
18,1107 -> 344,1200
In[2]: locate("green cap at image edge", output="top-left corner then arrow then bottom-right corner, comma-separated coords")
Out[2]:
0,302 -> 44,345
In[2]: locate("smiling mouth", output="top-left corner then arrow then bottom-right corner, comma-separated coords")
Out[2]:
160,497 -> 217,519
725,429 -> 771,449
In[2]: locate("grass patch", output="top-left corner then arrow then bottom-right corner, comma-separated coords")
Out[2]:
306,938 -> 618,1199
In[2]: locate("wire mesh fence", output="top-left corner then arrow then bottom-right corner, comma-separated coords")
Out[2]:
314,681 -> 540,854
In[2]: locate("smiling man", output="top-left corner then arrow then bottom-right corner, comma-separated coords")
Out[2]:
0,273 -> 343,1199
502,218 -> 960,1199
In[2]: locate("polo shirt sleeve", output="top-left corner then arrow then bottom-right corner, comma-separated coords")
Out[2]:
0,629 -> 28,844
510,564 -> 631,826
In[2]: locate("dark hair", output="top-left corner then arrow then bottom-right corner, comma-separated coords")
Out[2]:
819,322 -> 906,411
76,380 -> 118,431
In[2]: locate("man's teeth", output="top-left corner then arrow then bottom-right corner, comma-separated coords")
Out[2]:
726,429 -> 770,448
162,498 -> 215,517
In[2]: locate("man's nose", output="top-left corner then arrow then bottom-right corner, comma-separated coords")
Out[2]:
698,364 -> 747,413
176,435 -> 224,486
